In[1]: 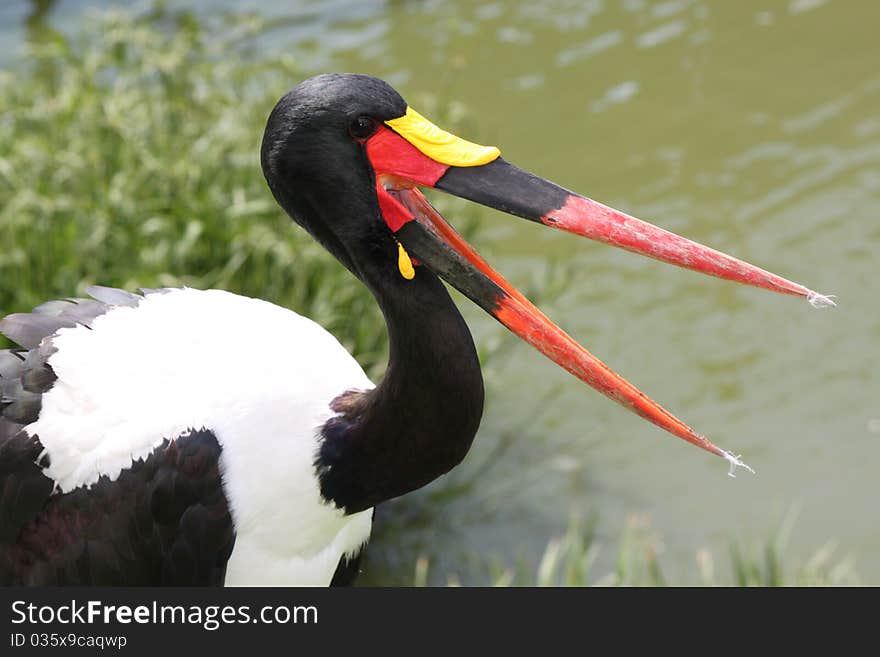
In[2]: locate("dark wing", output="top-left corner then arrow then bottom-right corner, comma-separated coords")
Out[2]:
0,430 -> 53,545
0,288 -> 235,585
0,428 -> 235,586
0,292 -> 128,553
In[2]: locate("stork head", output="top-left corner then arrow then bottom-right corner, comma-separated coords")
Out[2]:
261,73 -> 834,472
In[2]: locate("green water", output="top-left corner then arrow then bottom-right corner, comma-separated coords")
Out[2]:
4,0 -> 878,584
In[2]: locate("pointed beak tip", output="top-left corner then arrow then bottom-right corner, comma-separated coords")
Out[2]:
806,291 -> 837,309
721,450 -> 756,478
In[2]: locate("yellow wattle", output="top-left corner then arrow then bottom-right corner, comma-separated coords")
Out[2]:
397,241 -> 415,280
385,106 -> 500,167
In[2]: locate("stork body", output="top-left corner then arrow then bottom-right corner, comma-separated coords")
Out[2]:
0,74 -> 831,585
1,289 -> 377,585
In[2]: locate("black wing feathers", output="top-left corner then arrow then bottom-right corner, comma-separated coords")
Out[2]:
0,289 -> 237,585
0,433 -> 53,544
0,429 -> 235,586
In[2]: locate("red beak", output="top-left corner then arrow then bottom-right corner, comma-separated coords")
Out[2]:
365,125 -> 835,474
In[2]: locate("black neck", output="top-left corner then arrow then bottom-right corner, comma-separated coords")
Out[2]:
316,266 -> 484,513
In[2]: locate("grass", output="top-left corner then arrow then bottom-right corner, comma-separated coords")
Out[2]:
0,6 -> 394,372
0,6 -> 858,586
406,511 -> 857,587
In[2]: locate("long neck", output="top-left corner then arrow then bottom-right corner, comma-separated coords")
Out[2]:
316,268 -> 484,513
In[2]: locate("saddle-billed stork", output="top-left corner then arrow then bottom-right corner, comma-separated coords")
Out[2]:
0,74 -> 833,586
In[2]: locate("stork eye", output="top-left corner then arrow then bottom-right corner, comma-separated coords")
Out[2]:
349,116 -> 377,140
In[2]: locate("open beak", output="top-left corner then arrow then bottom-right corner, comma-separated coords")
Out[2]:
365,106 -> 835,475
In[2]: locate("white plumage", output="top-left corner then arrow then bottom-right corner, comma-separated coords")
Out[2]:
25,287 -> 374,585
